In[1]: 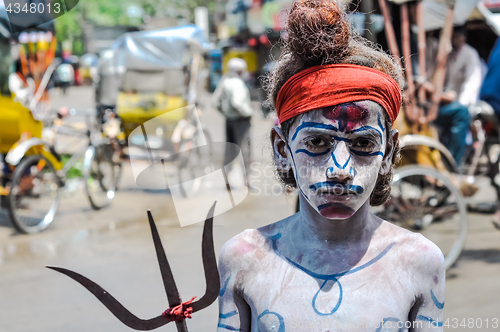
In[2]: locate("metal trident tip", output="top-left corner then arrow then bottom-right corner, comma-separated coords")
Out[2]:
46,201 -> 220,331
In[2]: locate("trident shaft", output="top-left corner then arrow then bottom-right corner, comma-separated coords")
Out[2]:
47,202 -> 220,331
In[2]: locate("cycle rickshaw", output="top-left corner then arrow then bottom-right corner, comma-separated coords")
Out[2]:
96,25 -> 212,197
373,0 -> 500,270
0,7 -> 119,234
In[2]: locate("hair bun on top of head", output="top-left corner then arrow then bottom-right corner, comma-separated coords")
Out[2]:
287,0 -> 351,65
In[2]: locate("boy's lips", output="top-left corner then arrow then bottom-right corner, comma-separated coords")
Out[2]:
317,202 -> 355,218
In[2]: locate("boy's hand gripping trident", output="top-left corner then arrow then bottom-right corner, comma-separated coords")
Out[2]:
46,202 -> 220,331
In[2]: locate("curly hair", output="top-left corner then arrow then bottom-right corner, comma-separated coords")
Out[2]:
265,0 -> 404,206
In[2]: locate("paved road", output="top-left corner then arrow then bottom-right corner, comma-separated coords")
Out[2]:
0,87 -> 499,331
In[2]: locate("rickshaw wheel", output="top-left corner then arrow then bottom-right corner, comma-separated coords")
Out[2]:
84,144 -> 118,210
372,165 -> 468,270
8,154 -> 61,234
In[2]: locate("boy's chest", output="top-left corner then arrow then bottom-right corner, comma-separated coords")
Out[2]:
243,256 -> 415,332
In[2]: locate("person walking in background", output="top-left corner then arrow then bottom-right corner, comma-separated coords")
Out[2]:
56,61 -> 74,95
432,26 -> 483,165
213,57 -> 253,184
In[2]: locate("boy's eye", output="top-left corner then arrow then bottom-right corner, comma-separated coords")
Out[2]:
304,137 -> 329,149
352,138 -> 375,149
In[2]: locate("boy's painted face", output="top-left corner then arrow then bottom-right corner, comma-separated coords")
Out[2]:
285,101 -> 389,219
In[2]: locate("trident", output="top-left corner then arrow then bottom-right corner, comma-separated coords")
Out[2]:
46,202 -> 220,331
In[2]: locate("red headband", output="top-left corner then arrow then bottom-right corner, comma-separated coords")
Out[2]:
276,64 -> 401,124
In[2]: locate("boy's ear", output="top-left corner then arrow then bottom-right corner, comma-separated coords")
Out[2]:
380,129 -> 399,175
270,126 -> 292,173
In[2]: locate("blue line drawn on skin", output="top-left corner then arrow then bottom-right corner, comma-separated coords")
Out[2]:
349,167 -> 355,177
375,317 -> 404,332
378,114 -> 385,132
417,315 -> 443,327
219,311 -> 238,319
351,150 -> 384,157
331,153 -> 351,169
309,181 -> 364,194
290,121 -> 383,159
217,323 -> 241,331
258,310 -> 285,332
430,290 -> 444,309
219,275 -> 231,297
312,279 -> 342,316
286,144 -> 310,202
291,122 -> 338,141
269,233 -> 395,316
349,126 -> 383,141
295,149 -> 330,157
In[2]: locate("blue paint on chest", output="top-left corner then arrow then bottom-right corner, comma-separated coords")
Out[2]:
375,317 -> 405,332
269,233 -> 395,316
258,310 -> 285,332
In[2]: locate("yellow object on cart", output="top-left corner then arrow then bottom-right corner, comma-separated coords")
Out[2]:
222,49 -> 258,74
393,108 -> 447,173
0,94 -> 62,171
117,92 -> 187,138
0,94 -> 42,154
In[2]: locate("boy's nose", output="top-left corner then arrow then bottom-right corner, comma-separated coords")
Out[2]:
326,142 -> 353,180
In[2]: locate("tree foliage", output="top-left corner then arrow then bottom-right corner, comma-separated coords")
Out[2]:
54,0 -> 217,44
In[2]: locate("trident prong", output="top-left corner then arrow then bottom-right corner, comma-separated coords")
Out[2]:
47,201 -> 220,331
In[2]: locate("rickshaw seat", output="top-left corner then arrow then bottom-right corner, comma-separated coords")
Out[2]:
0,95 -> 42,154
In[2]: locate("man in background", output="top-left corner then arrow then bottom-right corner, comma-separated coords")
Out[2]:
433,26 -> 483,165
213,57 -> 253,184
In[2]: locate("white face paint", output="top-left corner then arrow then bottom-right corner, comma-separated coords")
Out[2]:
286,101 -> 389,219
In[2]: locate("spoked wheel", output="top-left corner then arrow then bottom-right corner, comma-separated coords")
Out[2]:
8,155 -> 60,233
84,144 -> 118,210
374,166 -> 468,270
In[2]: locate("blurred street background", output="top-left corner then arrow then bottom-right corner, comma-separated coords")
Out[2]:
1,0 -> 500,331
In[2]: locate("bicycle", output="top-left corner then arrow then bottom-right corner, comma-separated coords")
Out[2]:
4,109 -> 120,233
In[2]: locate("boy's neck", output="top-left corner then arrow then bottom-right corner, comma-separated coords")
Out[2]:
295,195 -> 381,247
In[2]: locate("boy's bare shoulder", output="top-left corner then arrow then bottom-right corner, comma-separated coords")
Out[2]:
379,220 -> 445,276
219,220 -> 284,269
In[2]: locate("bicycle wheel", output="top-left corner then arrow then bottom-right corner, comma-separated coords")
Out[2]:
83,144 -> 117,210
8,154 -> 60,233
374,165 -> 468,270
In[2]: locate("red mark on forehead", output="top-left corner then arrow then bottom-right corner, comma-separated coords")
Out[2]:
322,104 -> 367,131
